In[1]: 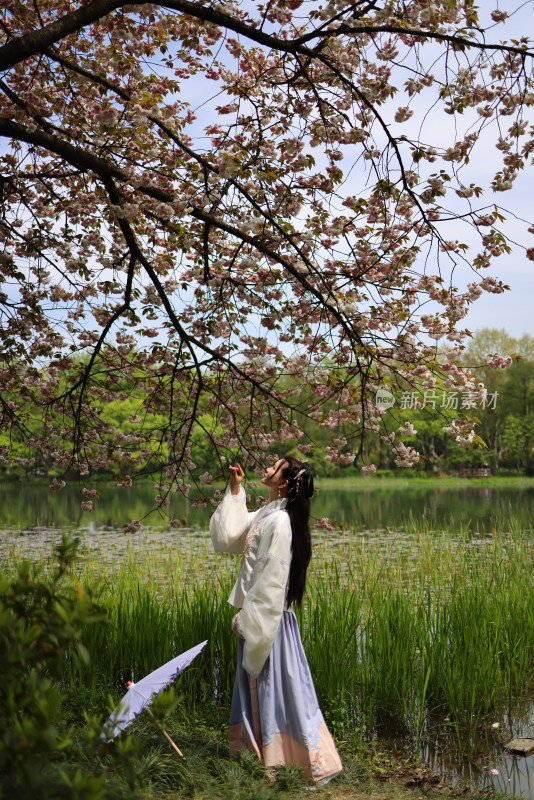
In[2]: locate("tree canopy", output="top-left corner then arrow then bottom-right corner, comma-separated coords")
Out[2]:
1,0 -> 533,501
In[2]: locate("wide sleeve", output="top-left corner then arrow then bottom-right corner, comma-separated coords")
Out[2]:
234,512 -> 291,678
209,485 -> 252,554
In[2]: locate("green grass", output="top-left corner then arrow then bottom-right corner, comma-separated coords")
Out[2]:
15,520 -> 526,749
6,472 -> 534,490
45,709 -> 486,800
4,518 -> 534,769
4,519 -> 534,798
315,474 -> 534,488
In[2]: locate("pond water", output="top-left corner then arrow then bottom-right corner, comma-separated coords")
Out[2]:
380,703 -> 534,797
1,479 -> 533,532
2,479 -> 534,796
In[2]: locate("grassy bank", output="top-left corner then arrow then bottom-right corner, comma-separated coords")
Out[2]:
36,704 -> 489,800
58,711 -> 490,800
315,474 -> 534,489
4,521 -> 533,798
3,472 -> 534,489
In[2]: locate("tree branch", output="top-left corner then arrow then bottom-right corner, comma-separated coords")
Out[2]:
324,23 -> 534,58
2,0 -> 532,77
0,0 -> 297,72
0,0 -> 119,70
0,117 -> 173,203
0,112 -> 368,358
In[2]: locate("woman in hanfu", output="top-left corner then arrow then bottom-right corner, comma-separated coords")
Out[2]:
210,456 -> 343,784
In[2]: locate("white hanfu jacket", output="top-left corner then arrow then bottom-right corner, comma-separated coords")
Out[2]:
210,486 -> 291,678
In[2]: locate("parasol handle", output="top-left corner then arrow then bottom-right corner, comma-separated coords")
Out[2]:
145,706 -> 185,759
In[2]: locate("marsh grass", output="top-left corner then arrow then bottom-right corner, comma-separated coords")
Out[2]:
4,518 -> 534,755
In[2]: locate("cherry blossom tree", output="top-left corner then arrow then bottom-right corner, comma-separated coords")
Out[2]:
1,0 -> 533,501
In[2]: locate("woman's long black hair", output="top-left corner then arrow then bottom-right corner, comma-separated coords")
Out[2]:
282,456 -> 314,608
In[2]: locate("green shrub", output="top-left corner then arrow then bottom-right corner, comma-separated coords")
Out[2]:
0,535 -> 108,799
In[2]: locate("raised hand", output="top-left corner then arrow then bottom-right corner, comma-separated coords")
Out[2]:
229,462 -> 245,495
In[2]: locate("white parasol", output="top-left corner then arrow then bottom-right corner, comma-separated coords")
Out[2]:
104,639 -> 208,757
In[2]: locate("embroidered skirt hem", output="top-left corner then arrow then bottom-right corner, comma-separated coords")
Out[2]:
229,610 -> 343,784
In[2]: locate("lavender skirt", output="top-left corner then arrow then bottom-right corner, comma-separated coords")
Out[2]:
229,610 -> 343,783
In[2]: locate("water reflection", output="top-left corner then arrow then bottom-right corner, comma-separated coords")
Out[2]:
372,698 -> 534,798
0,481 -> 533,532
419,711 -> 534,796
318,483 -> 534,532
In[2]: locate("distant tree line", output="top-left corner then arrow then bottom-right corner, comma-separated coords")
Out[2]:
360,328 -> 534,476
2,328 -> 533,482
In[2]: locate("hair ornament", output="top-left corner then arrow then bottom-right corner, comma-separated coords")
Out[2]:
294,467 -> 307,497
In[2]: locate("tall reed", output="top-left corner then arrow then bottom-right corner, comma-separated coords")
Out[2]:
4,518 -> 534,751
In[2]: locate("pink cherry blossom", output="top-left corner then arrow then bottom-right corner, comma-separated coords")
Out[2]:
361,464 -> 377,475
0,0 -> 530,499
315,518 -> 335,531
